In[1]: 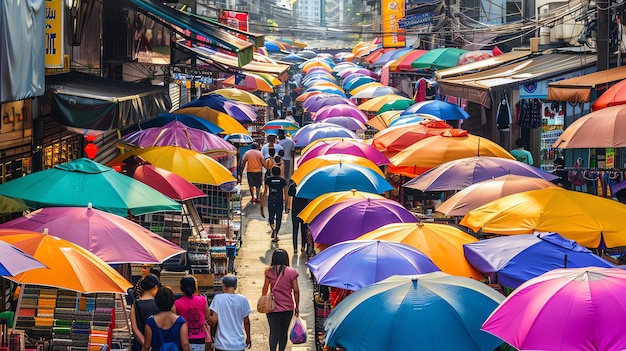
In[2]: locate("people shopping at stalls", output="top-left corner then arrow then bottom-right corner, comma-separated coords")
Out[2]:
173,276 -> 212,351
130,274 -> 162,351
142,286 -> 190,351
510,138 -> 534,165
260,167 -> 289,242
208,274 -> 252,351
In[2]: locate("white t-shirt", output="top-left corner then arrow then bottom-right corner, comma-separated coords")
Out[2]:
261,143 -> 284,159
210,293 -> 251,351
278,137 -> 295,161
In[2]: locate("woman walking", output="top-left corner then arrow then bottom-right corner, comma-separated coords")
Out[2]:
130,274 -> 161,351
261,249 -> 300,351
173,276 -> 212,351
142,286 -> 190,351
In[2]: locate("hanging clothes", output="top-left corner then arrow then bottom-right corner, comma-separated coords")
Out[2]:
413,78 -> 427,102
496,97 -> 512,130
516,99 -> 542,129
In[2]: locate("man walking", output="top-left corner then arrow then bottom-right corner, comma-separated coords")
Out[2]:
260,167 -> 289,242
261,134 -> 283,159
238,142 -> 265,203
277,129 -> 295,183
208,275 -> 252,351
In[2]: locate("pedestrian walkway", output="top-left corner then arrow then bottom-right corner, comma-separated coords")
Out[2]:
235,179 -> 316,351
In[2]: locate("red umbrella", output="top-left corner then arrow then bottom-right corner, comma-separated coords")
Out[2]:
372,120 -> 453,153
592,79 -> 626,111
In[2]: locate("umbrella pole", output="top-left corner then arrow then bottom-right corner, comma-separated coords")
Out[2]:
12,284 -> 25,331
563,254 -> 568,268
118,294 -> 133,342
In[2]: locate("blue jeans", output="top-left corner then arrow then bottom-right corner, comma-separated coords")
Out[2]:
268,201 -> 283,235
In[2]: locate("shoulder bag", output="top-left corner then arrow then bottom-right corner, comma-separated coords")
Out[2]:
257,268 -> 284,313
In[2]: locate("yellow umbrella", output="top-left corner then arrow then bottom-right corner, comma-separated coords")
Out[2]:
0,195 -> 28,214
302,60 -> 333,73
357,222 -> 483,279
222,73 -> 274,93
209,88 -> 267,106
352,41 -> 370,54
0,229 -> 131,293
308,81 -> 344,90
298,190 -> 385,223
349,82 -> 384,95
366,111 -> 404,130
174,106 -> 249,134
252,72 -> 283,86
354,43 -> 380,57
390,130 -> 514,168
292,154 -> 384,184
460,187 -> 626,248
108,146 -> 236,185
358,94 -> 414,112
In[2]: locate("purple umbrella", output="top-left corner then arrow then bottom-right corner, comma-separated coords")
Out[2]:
321,116 -> 367,130
309,198 -> 419,245
0,240 -> 46,277
122,120 -> 236,153
180,94 -> 257,124
351,86 -> 409,99
339,68 -> 380,79
403,156 -> 559,191
312,104 -> 369,123
306,240 -> 439,290
612,179 -> 626,194
297,139 -> 389,166
304,96 -> 356,113
292,123 -> 359,147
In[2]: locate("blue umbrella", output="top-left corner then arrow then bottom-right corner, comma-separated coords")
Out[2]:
304,86 -> 346,97
371,48 -> 412,67
264,41 -> 286,53
224,133 -> 254,145
324,273 -> 505,351
306,240 -> 439,290
281,53 -> 307,62
296,163 -> 393,199
343,76 -> 377,91
387,113 -> 441,127
463,232 -> 614,289
292,122 -> 358,147
128,113 -> 224,134
180,94 -> 257,123
401,100 -> 469,120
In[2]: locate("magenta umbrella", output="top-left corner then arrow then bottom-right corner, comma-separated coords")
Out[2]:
292,123 -> 359,147
309,198 -> 419,245
312,104 -> 369,123
304,96 -> 356,113
122,120 -> 236,153
339,68 -> 380,79
0,205 -> 185,264
322,116 -> 367,130
298,139 -> 390,166
482,267 -> 626,351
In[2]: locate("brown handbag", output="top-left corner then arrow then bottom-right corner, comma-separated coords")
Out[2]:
257,269 -> 284,313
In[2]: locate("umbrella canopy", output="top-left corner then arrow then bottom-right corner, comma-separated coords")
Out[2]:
552,105 -> 626,148
304,96 -> 355,113
351,86 -> 409,99
358,222 -> 482,279
298,190 -> 385,223
349,82 -> 384,95
461,187 -> 626,248
322,116 -> 366,130
120,155 -> 206,201
309,198 -> 419,245
262,119 -> 300,132
298,50 -> 318,59
312,105 -> 368,123
223,73 -> 274,92
388,49 -> 429,71
298,139 -> 390,166
174,107 -> 249,134
307,240 -> 439,290
0,229 -> 132,293
254,72 -> 282,87
357,95 -> 414,113
386,113 -> 441,128
0,205 -> 186,264
402,100 -> 470,120
437,174 -> 557,216
0,158 -> 181,217
210,88 -> 267,106
292,154 -> 383,184
324,273 -> 505,351
482,267 -> 626,351
343,76 -> 378,91
411,48 -> 468,70
295,90 -> 324,102
390,130 -> 514,168
292,123 -> 359,147
108,146 -> 236,186
304,86 -> 346,97
0,196 -> 28,214
180,94 -> 257,124
301,60 -> 333,73
296,163 -> 394,199
280,53 -> 307,62
339,68 -> 379,79
366,110 -> 403,130
457,50 -> 493,65
0,240 -> 46,276
372,48 -> 413,67
364,48 -> 394,64
372,120 -> 452,153
591,78 -> 626,110
464,233 -> 614,289
376,99 -> 417,114
224,133 -> 254,146
404,156 -> 559,191
133,113 -> 224,134
121,120 -> 235,153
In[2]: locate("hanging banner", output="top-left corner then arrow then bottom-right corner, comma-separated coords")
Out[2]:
381,0 -> 406,48
219,10 -> 249,41
45,0 -> 64,68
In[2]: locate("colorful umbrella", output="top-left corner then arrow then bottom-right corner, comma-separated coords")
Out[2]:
254,72 -> 282,87
0,205 -> 186,264
298,50 -> 318,59
553,105 -> 626,148
592,79 -> 626,110
324,273 -> 505,351
306,240 -> 439,290
386,113 -> 441,127
322,116 -> 366,130
210,88 -> 267,106
372,120 -> 452,153
174,106 -> 249,134
262,119 -> 300,132
411,48 -> 468,70
304,86 -> 346,97
0,240 -> 46,276
309,198 -> 419,245
376,99 -> 417,114
351,86 -> 409,99
301,60 -> 333,72
224,133 -> 254,145
348,82 -> 384,95
108,146 -> 236,186
304,96 -> 355,113
437,174 -> 556,216
303,80 -> 342,90
388,49 -> 429,71
292,123 -> 359,147
0,195 -> 28,214
460,187 -> 626,248
357,95 -> 414,112
390,130 -> 514,168
358,222 -> 482,279
0,158 -> 181,217
295,90 -> 324,102
296,163 -> 393,199
343,76 -> 378,91
298,190 -> 385,223
371,48 -> 413,67
180,94 -> 257,124
403,156 -> 559,192
292,154 -> 383,184
366,110 -> 404,130
297,139 -> 390,166
464,233 -> 614,289
132,113 -> 224,134
223,73 -> 274,92
364,48 -> 395,64
281,53 -> 307,62
339,68 -> 379,79
401,100 -> 469,120
0,229 -> 132,293
312,104 -> 368,123
482,267 -> 626,351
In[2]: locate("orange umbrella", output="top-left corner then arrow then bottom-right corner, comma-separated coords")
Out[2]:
349,82 -> 384,95
298,190 -> 385,223
354,43 -> 381,57
366,110 -> 403,130
358,94 -> 414,112
389,50 -> 429,71
223,73 -> 274,93
292,154 -> 384,184
592,79 -> 626,111
386,164 -> 431,178
552,105 -> 626,148
357,222 -> 483,279
209,88 -> 267,106
253,72 -> 283,86
390,129 -> 514,168
372,120 -> 453,153
174,106 -> 249,134
296,91 -> 324,102
364,48 -> 395,64
302,60 -> 333,73
0,229 -> 132,293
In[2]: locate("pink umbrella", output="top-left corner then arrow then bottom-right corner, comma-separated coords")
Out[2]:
292,123 -> 359,147
122,120 -> 236,153
298,139 -> 390,166
0,205 -> 185,264
339,68 -> 380,79
312,104 -> 369,123
303,96 -> 356,113
482,267 -> 626,351
321,116 -> 367,130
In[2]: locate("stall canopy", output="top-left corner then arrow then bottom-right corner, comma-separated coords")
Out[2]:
438,54 -> 597,108
546,65 -> 626,103
435,50 -> 533,79
187,12 -> 265,49
46,71 -> 170,131
128,0 -> 253,67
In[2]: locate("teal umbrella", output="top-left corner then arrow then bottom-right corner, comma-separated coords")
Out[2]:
411,48 -> 468,70
0,158 -> 181,216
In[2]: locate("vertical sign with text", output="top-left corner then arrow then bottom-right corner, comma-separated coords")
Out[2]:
45,0 -> 64,68
219,10 -> 249,41
381,0 -> 406,48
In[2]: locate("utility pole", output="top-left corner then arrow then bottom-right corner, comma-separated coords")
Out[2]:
597,0 -> 610,71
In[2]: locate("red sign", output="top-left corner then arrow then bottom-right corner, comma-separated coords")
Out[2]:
219,10 -> 249,41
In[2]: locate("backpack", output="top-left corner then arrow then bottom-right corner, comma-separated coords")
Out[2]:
152,317 -> 180,351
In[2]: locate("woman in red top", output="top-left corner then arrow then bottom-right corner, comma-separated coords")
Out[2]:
261,248 -> 300,351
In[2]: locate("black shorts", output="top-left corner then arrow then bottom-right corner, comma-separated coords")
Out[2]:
247,172 -> 263,187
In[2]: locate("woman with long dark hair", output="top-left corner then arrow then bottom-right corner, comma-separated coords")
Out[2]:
261,248 -> 300,351
173,276 -> 212,351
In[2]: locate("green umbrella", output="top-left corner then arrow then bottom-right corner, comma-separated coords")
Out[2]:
0,196 -> 28,214
377,100 -> 416,114
0,158 -> 181,216
411,48 -> 467,70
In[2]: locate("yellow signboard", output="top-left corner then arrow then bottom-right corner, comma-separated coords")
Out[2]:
606,148 -> 615,168
45,0 -> 64,68
381,0 -> 406,48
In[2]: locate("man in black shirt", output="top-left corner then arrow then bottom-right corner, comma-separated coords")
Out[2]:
260,167 -> 289,241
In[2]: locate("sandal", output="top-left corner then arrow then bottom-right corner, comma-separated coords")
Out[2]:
301,247 -> 306,252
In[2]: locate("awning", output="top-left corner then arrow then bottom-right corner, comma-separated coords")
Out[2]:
438,54 -> 598,108
546,65 -> 626,102
128,0 -> 253,67
46,71 -> 170,131
435,50 -> 533,79
188,12 -> 265,48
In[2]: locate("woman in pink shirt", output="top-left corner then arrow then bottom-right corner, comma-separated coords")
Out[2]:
173,276 -> 212,351
261,248 -> 300,351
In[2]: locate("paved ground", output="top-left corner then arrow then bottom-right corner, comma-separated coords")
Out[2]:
234,182 -> 316,351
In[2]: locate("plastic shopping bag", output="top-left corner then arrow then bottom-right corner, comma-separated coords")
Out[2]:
289,316 -> 307,344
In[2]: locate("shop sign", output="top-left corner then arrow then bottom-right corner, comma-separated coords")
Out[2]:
382,0 -> 406,48
399,13 -> 433,29
45,0 -> 64,68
